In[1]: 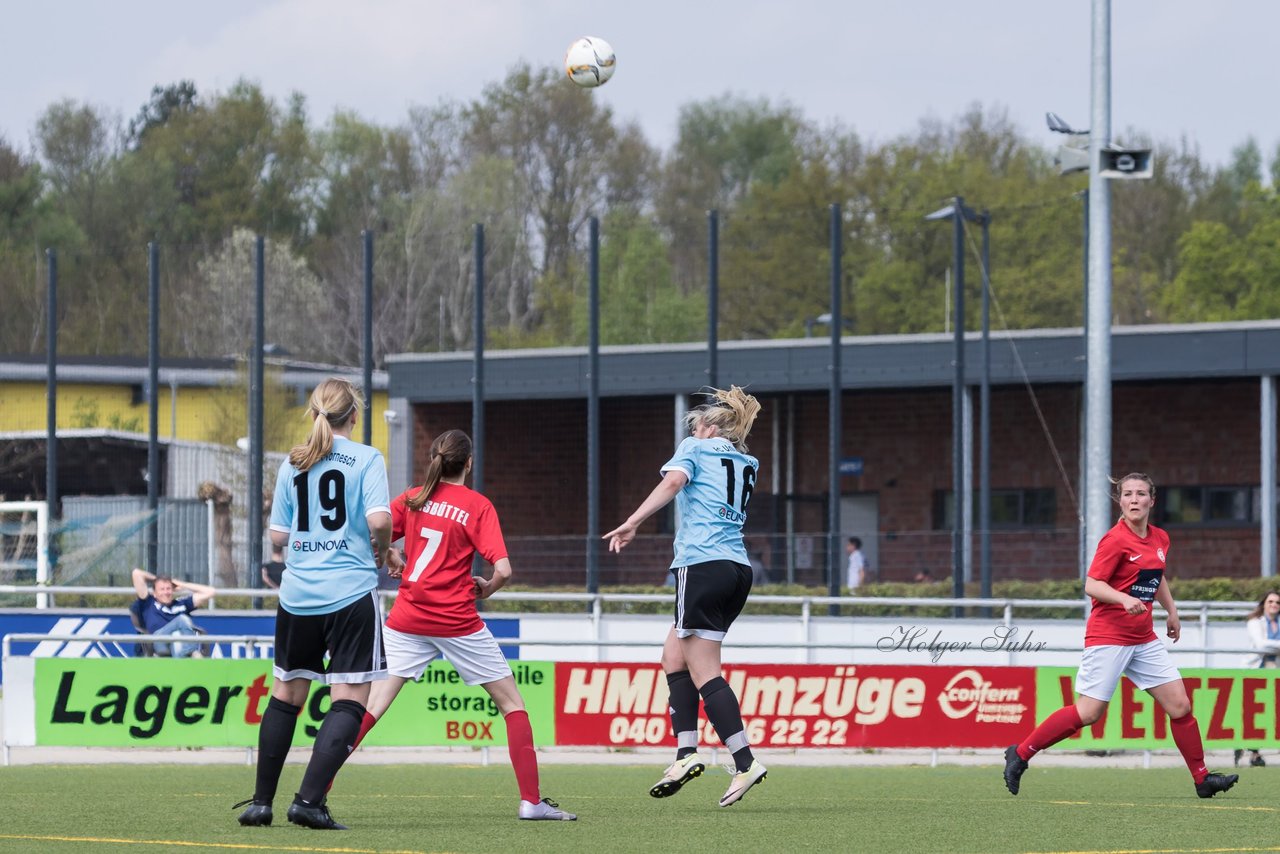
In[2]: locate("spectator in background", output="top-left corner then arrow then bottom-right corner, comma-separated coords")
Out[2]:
846,537 -> 866,591
130,567 -> 215,658
1235,589 -> 1280,767
913,568 -> 934,584
261,547 -> 286,590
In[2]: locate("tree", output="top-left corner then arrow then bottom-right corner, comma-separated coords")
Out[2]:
184,227 -> 329,360
12,71 -> 1278,357
123,80 -> 315,250
126,81 -> 198,148
29,102 -> 141,355
1164,221 -> 1248,321
1163,187 -> 1280,322
0,138 -> 82,352
35,100 -> 116,228
306,109 -> 419,363
572,213 -> 704,345
657,95 -> 806,295
462,64 -> 624,334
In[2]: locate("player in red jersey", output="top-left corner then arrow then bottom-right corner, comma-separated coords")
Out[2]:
335,429 -> 576,821
1003,473 -> 1238,799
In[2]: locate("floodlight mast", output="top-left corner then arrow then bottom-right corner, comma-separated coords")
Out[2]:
1046,2 -> 1154,577
1084,0 -> 1113,581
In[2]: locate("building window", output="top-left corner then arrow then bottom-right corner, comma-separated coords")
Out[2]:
1161,485 -> 1254,526
933,488 -> 1056,529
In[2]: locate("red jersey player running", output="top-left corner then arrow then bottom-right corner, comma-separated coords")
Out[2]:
1003,472 -> 1238,799
339,429 -> 576,821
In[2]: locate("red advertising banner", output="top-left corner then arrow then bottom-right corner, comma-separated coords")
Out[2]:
553,662 -> 1036,749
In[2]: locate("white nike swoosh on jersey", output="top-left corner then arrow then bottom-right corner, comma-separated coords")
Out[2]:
1129,554 -> 1140,561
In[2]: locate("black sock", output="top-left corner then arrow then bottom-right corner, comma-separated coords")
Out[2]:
666,670 -> 701,760
297,699 -> 365,805
254,696 -> 301,804
699,676 -> 754,773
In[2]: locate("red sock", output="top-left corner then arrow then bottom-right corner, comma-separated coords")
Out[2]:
505,709 -> 540,804
1017,704 -> 1084,760
1169,713 -> 1208,783
325,711 -> 380,795
354,711 -> 378,748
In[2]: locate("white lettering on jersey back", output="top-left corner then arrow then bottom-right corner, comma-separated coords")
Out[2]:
425,499 -> 471,527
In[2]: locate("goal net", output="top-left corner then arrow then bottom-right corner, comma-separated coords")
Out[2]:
0,501 -> 49,606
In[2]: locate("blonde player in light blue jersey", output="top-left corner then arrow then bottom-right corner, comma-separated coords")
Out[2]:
236,377 -> 391,832
604,385 -> 767,808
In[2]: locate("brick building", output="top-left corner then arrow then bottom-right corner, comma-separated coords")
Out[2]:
384,321 -> 1280,587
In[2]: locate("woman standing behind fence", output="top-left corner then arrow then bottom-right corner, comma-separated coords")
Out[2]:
332,428 -> 576,821
1003,472 -> 1238,800
1235,589 -> 1280,767
604,386 -> 766,808
235,377 -> 391,831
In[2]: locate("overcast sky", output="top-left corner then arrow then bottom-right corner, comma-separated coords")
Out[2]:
4,0 -> 1277,170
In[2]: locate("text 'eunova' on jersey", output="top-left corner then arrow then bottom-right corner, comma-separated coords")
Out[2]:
292,539 -> 349,552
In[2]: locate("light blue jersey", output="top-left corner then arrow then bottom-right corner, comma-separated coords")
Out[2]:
662,435 -> 758,568
269,435 -> 391,615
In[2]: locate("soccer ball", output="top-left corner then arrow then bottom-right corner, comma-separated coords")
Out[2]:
564,36 -> 616,88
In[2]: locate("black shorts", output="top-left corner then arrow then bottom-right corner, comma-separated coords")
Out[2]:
274,590 -> 387,684
671,560 -> 753,641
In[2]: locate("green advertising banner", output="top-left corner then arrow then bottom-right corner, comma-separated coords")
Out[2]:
34,659 -> 555,748
1035,667 -> 1280,749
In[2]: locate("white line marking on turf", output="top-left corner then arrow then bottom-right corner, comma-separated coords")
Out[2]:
0,833 -> 432,854
1028,846 -> 1280,854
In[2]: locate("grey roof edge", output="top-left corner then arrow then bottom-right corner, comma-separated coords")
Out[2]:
0,428 -> 230,451
385,318 -> 1280,364
1,361 -> 388,390
386,319 -> 1280,402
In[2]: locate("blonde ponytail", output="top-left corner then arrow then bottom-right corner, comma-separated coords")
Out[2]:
682,385 -> 761,452
289,378 -> 363,472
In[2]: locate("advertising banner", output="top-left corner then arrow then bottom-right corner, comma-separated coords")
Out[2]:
553,662 -> 1037,749
1035,667 -> 1280,749
0,612 -> 276,685
32,659 -> 1276,752
0,612 -> 520,685
31,658 -> 553,748
362,660 -> 553,748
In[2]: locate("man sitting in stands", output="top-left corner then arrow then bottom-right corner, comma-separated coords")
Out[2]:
131,567 -> 215,657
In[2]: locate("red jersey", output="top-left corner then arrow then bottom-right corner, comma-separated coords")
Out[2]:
1084,519 -> 1171,647
386,482 -> 508,638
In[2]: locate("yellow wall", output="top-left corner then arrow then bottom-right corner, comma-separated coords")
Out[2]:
0,381 -> 389,456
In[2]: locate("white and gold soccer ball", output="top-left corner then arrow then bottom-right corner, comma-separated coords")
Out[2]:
564,36 -> 616,88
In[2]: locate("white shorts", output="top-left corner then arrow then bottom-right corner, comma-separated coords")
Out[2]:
383,624 -> 513,686
1075,639 -> 1182,701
